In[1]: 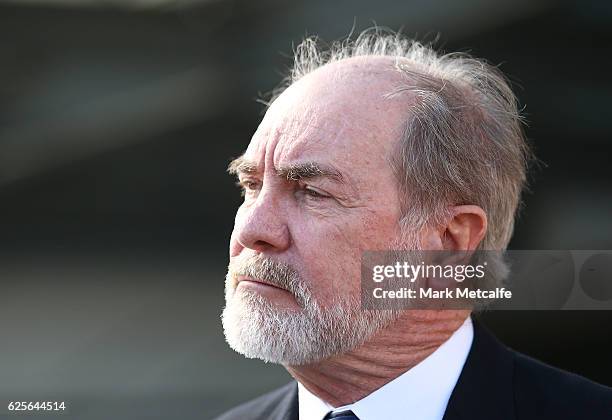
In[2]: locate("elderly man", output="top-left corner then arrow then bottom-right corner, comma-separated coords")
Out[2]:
216,31 -> 612,420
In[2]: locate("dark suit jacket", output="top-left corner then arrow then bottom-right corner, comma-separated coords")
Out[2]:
213,319 -> 612,419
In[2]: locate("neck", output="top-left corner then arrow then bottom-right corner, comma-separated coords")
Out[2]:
285,310 -> 470,407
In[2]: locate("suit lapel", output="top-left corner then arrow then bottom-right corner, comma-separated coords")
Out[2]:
443,317 -> 516,420
268,382 -> 299,420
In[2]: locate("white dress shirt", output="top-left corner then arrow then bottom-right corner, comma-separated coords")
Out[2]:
298,316 -> 474,420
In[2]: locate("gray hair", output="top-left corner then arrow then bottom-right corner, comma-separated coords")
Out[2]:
266,29 -> 533,297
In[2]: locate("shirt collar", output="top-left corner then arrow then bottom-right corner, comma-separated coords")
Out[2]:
298,316 -> 474,420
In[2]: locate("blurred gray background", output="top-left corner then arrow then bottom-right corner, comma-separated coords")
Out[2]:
1,0 -> 611,419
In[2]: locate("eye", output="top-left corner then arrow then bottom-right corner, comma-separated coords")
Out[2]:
237,179 -> 261,196
302,185 -> 330,199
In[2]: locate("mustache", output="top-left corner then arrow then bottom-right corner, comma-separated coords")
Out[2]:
227,254 -> 310,302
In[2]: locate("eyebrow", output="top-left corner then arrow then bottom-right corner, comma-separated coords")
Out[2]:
228,155 -> 345,184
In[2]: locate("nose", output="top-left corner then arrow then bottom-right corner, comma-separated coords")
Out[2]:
231,188 -> 290,255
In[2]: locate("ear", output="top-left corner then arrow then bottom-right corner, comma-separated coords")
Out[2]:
441,205 -> 488,251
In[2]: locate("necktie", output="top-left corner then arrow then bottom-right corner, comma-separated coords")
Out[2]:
323,410 -> 359,419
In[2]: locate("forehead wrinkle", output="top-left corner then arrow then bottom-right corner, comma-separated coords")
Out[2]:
268,101 -> 353,144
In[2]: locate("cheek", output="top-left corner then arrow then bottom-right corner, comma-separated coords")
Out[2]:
360,211 -> 401,247
290,213 -> 397,303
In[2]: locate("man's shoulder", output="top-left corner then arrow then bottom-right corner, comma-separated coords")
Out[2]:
452,319 -> 612,419
511,349 -> 612,418
212,382 -> 297,420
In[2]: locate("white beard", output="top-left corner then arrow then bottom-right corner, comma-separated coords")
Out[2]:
221,256 -> 401,366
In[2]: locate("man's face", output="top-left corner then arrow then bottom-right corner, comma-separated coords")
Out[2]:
223,57 -> 412,365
